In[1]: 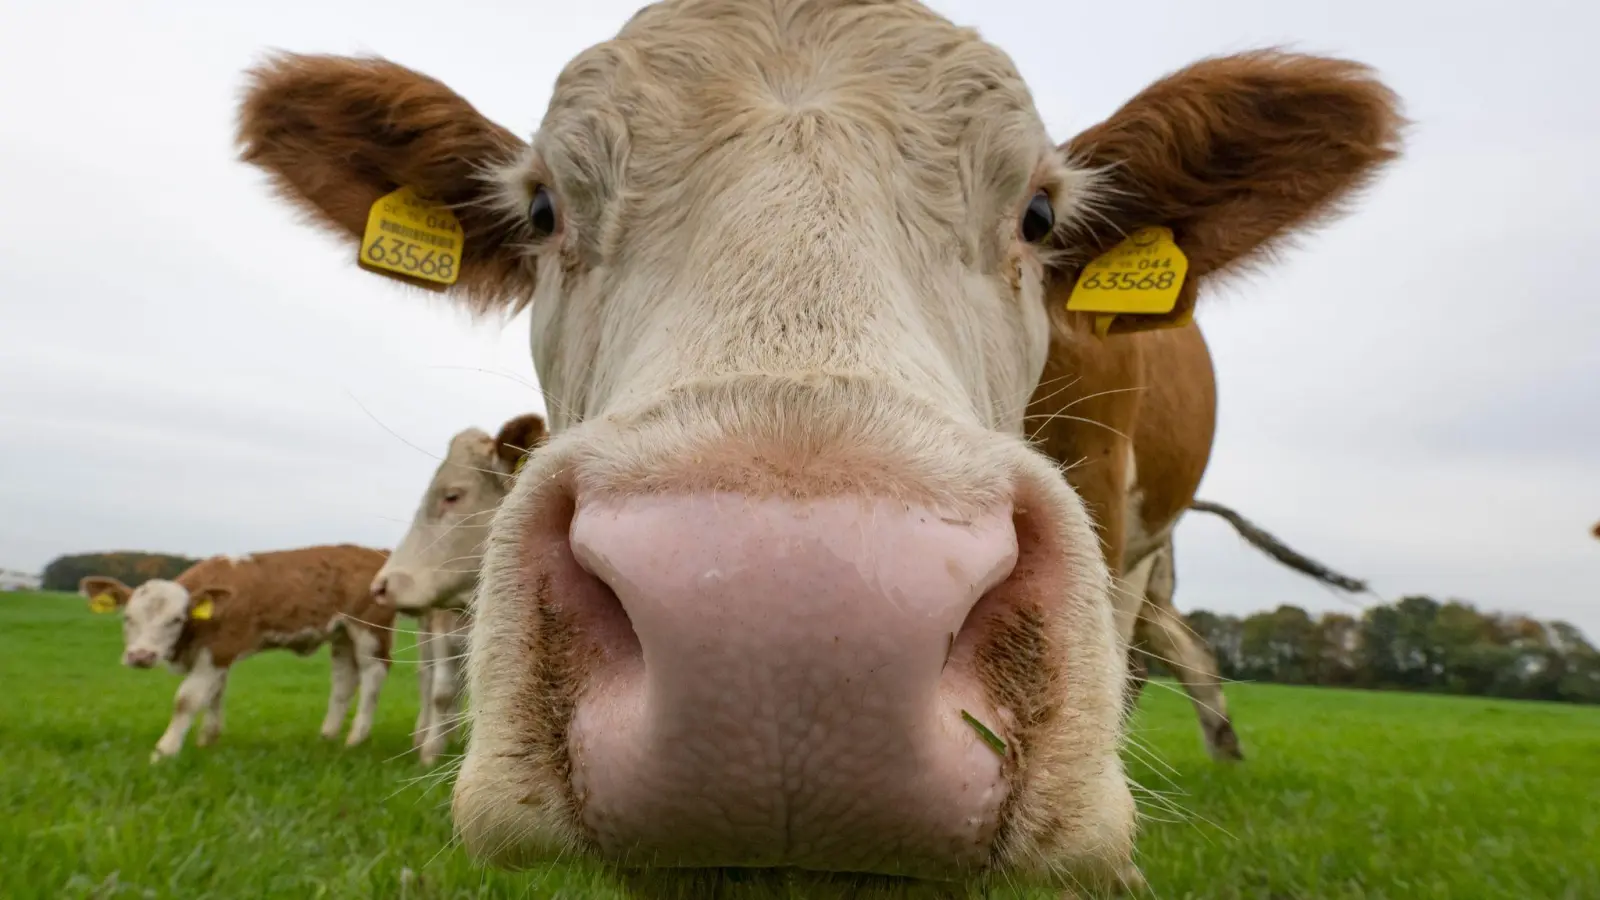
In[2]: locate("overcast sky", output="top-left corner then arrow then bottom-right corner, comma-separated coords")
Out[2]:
1,0 -> 1596,637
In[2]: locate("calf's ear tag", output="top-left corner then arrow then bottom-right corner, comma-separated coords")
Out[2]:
1067,226 -> 1189,329
89,593 -> 117,614
189,598 -> 215,621
359,186 -> 465,289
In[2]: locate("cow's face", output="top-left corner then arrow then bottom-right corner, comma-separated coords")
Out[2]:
238,0 -> 1401,893
82,576 -> 228,669
370,415 -> 546,614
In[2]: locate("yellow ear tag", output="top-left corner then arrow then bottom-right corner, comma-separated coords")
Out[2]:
1067,226 -> 1189,327
359,186 -> 464,287
189,598 -> 215,621
513,452 -> 529,476
1093,305 -> 1196,338
89,593 -> 117,614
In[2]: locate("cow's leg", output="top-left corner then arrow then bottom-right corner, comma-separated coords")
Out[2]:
321,631 -> 358,740
419,613 -> 463,766
1142,541 -> 1243,761
1113,551 -> 1159,724
345,623 -> 391,747
195,668 -> 230,747
412,613 -> 437,750
152,651 -> 226,762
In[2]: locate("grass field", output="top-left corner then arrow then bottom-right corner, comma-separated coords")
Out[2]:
3,590 -> 1597,900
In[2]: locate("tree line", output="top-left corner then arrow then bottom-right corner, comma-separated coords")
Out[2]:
38,546 -> 1599,706
41,552 -> 200,592
1151,595 -> 1600,705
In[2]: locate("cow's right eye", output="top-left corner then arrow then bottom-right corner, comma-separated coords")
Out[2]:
443,490 -> 464,504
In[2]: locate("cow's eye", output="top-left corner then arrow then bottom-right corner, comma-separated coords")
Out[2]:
443,490 -> 464,504
1021,191 -> 1054,243
528,187 -> 558,238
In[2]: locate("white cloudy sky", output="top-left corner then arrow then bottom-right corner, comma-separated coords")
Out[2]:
1,0 -> 1596,636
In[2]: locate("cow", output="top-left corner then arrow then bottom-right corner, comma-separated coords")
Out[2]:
370,413 -> 548,765
235,0 -> 1404,893
81,545 -> 394,763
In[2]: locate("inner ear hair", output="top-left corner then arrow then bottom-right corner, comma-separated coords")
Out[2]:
191,586 -> 233,605
493,413 -> 549,471
80,576 -> 132,603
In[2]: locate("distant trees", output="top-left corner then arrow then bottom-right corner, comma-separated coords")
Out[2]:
1168,596 -> 1600,705
41,552 -> 200,592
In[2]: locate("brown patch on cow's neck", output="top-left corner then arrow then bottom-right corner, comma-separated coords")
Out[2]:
170,623 -> 200,668
1026,318 -> 1216,576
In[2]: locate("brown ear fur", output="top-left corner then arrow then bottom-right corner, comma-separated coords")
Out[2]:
80,576 -> 133,607
236,52 -> 532,313
1055,49 -> 1405,327
190,586 -> 234,613
493,413 -> 549,471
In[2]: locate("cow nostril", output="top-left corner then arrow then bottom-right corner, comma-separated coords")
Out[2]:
371,578 -> 389,603
516,487 -> 642,668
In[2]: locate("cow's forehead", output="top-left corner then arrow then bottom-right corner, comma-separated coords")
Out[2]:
128,581 -> 186,617
541,0 -> 1049,170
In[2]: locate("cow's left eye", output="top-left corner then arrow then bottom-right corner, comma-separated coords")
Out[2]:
528,186 -> 558,238
1021,191 -> 1054,243
443,490 -> 464,504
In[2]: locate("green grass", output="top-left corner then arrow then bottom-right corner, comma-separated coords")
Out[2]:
2,591 -> 1597,899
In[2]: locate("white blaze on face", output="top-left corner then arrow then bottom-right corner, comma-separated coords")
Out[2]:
121,579 -> 193,667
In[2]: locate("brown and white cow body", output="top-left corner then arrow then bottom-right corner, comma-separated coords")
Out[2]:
369,414 -> 547,765
238,0 -> 1402,893
82,545 -> 394,762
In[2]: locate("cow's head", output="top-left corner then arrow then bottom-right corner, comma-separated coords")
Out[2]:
237,0 -> 1401,893
82,576 -> 229,669
370,413 -> 547,613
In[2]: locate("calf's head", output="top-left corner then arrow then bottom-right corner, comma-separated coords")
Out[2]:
238,0 -> 1400,893
81,576 -> 229,669
370,413 -> 547,613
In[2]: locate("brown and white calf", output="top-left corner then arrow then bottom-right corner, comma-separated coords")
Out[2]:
82,545 -> 394,762
237,0 -> 1402,893
369,413 -> 547,765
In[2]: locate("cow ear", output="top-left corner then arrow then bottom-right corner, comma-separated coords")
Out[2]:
236,52 -> 534,315
81,576 -> 132,614
493,413 -> 549,473
1052,50 -> 1404,333
188,586 -> 233,621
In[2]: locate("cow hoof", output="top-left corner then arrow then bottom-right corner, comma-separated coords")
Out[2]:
196,732 -> 219,748
1207,719 -> 1245,762
149,749 -> 174,764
